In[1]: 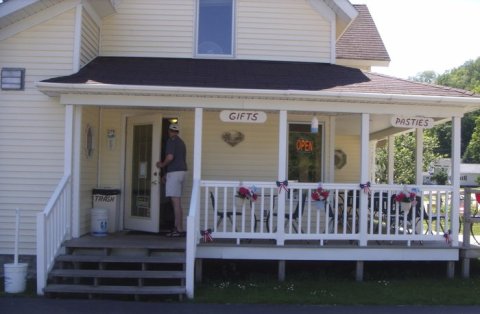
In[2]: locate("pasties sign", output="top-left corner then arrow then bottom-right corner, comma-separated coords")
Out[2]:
390,116 -> 434,129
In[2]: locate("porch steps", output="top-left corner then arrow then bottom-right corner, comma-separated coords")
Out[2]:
43,234 -> 187,300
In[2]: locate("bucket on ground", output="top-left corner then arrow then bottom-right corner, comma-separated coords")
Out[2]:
91,207 -> 108,236
4,263 -> 28,293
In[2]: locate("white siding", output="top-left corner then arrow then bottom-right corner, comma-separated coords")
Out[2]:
99,0 -> 332,63
100,0 -> 195,58
0,9 -> 75,255
335,135 -> 360,183
237,0 -> 332,62
78,107 -> 100,235
202,111 -> 279,181
80,9 -> 99,67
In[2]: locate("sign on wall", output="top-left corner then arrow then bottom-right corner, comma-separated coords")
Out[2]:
390,116 -> 434,129
220,110 -> 267,123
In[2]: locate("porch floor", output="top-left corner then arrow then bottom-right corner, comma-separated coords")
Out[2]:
64,231 -> 480,262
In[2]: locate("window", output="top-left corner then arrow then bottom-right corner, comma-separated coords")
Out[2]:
197,0 -> 234,56
288,123 -> 323,182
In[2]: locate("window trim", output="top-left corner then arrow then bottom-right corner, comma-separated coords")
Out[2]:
195,0 -> 236,58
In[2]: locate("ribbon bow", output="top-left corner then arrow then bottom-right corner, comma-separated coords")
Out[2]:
359,182 -> 371,195
276,180 -> 289,193
443,229 -> 452,245
201,229 -> 213,243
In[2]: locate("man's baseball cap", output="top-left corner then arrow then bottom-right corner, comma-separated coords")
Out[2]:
169,124 -> 180,132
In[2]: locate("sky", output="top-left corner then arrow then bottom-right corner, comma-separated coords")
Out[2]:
350,0 -> 480,79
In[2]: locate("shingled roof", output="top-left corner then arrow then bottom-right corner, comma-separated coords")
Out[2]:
336,4 -> 390,62
41,57 -> 478,98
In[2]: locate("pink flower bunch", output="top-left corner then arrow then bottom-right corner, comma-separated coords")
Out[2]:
395,191 -> 416,203
237,186 -> 258,201
311,187 -> 329,201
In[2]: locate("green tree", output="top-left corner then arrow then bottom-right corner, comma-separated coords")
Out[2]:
417,58 -> 480,161
409,70 -> 438,84
376,132 -> 441,184
437,58 -> 480,94
463,116 -> 480,163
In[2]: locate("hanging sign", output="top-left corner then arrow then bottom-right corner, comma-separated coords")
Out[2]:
220,110 -> 267,123
390,116 -> 434,129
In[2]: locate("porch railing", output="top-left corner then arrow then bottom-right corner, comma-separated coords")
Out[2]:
195,180 -> 456,246
36,174 -> 72,295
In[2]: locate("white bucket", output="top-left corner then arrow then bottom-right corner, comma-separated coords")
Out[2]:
91,208 -> 108,236
4,263 -> 28,293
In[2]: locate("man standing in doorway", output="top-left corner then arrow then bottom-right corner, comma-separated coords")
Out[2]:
157,124 -> 187,237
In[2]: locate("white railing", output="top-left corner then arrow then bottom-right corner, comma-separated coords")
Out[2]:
36,174 -> 72,295
197,180 -> 456,246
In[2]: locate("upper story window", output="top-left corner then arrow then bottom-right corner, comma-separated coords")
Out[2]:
197,0 -> 234,56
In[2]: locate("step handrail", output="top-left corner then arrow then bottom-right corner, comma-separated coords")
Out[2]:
36,174 -> 72,295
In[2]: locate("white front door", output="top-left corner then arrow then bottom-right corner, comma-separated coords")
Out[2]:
124,114 -> 162,232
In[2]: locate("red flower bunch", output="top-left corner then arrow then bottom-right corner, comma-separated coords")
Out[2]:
311,187 -> 329,201
237,186 -> 258,201
395,191 -> 416,203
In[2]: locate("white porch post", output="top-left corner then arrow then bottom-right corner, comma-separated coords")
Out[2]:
359,113 -> 370,246
369,140 -> 377,183
328,116 -> 336,182
415,130 -> 424,185
277,110 -> 288,246
71,105 -> 82,238
388,135 -> 395,184
186,107 -> 203,299
64,105 -> 74,239
451,116 -> 461,246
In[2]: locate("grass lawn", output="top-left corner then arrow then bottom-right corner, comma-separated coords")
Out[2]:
194,259 -> 480,305
2,259 -> 480,305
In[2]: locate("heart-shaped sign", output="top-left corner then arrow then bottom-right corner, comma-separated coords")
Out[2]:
222,130 -> 245,147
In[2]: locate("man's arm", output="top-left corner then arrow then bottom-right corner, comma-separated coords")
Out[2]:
157,154 -> 174,168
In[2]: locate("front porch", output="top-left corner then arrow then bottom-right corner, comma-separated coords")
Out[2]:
42,228 -> 462,300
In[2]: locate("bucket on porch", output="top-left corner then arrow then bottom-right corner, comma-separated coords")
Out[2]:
4,263 -> 28,293
91,208 -> 108,236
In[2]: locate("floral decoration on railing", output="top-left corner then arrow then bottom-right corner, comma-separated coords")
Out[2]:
201,229 -> 213,243
443,229 -> 452,245
311,183 -> 329,201
237,186 -> 258,202
359,181 -> 371,194
395,186 -> 420,203
276,180 -> 289,193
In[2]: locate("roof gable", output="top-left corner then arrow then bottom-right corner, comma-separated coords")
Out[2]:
336,4 -> 390,63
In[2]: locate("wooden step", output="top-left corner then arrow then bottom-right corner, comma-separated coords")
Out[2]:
50,269 -> 185,279
44,284 -> 186,295
55,254 -> 185,264
63,236 -> 185,250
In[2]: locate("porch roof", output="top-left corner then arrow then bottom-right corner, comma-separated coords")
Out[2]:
41,57 -> 477,99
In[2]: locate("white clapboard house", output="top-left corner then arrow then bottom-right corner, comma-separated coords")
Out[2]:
1,0 -> 480,299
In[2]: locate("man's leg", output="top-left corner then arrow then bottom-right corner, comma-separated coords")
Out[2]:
171,196 -> 184,232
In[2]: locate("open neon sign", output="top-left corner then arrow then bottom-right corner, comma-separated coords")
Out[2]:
296,138 -> 314,152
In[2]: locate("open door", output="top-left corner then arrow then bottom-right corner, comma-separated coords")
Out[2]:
124,114 -> 162,232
